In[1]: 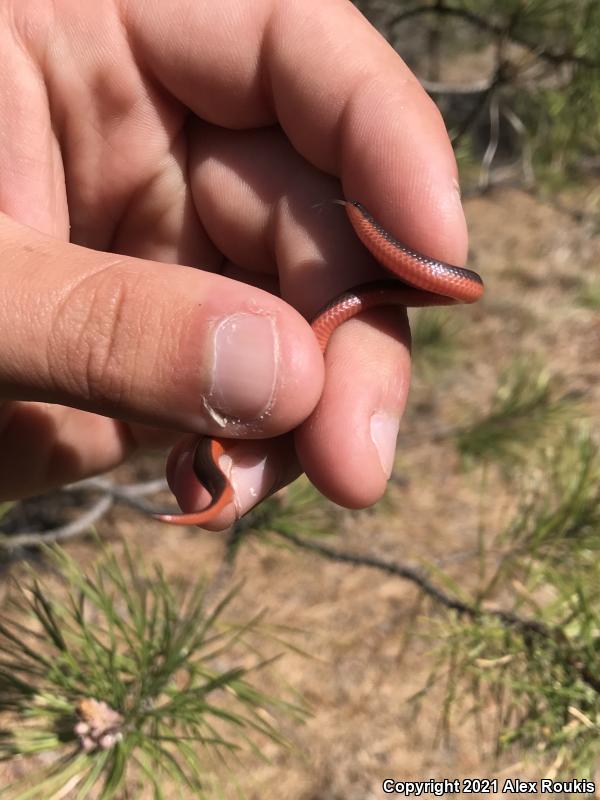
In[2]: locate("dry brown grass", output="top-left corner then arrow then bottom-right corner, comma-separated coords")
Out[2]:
1,185 -> 599,798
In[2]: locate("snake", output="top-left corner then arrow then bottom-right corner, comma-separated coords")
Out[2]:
154,199 -> 484,526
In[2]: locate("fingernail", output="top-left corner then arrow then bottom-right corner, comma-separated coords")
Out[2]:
227,446 -> 278,517
370,411 -> 400,479
209,313 -> 278,421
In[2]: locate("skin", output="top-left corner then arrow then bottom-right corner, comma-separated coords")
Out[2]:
0,0 -> 468,530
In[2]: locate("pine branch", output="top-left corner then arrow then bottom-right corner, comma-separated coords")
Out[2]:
270,527 -> 545,632
0,543 -> 305,798
0,496 -> 113,551
0,478 -> 172,552
270,528 -> 600,695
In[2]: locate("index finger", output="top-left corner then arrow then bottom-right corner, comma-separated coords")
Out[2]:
124,0 -> 467,262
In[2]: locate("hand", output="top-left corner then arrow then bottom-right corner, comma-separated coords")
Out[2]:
0,0 -> 467,529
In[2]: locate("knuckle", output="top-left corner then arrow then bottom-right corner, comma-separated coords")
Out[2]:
48,263 -> 148,405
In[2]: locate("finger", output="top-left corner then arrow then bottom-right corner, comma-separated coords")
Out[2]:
128,0 -> 466,508
0,214 -> 323,440
189,124 -> 410,506
123,0 -> 467,262
0,16 -> 68,239
164,433 -> 300,531
1,11 -> 214,266
296,308 -> 411,507
189,123 -> 384,315
0,401 -> 131,500
0,398 -> 186,501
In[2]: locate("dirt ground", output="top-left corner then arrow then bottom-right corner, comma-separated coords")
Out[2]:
2,184 -> 600,799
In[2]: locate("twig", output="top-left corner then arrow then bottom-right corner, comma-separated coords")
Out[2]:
425,0 -> 442,82
479,89 -> 501,190
65,476 -> 168,496
450,68 -> 501,147
65,476 -> 170,515
501,105 -> 535,186
272,528 -> 532,626
420,76 -> 496,95
0,477 -> 173,551
0,496 -> 113,550
272,528 -> 600,694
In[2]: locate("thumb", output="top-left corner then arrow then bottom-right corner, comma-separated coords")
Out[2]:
0,214 -> 324,436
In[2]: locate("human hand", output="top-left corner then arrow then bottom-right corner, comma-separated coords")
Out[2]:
0,0 -> 467,529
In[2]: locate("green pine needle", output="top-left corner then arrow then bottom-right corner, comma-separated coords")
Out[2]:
0,543 -> 306,799
427,429 -> 600,778
410,308 -> 462,373
242,477 -> 338,542
577,279 -> 600,310
456,359 -> 579,466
